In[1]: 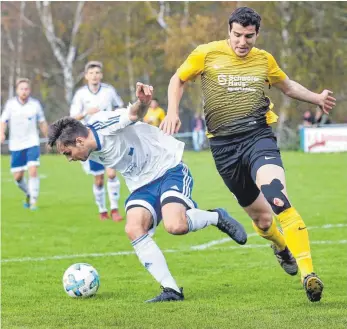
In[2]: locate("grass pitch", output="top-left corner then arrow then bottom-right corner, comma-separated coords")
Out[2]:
1,151 -> 347,329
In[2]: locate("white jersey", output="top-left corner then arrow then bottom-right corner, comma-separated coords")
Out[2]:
1,97 -> 45,151
87,109 -> 185,192
70,83 -> 124,125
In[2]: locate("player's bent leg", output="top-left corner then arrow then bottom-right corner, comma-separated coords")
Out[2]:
125,206 -> 183,302
13,170 -> 30,208
161,196 -> 247,244
106,168 -> 122,222
244,193 -> 298,276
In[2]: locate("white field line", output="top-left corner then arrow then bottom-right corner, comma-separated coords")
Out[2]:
191,223 -> 347,250
2,239 -> 347,264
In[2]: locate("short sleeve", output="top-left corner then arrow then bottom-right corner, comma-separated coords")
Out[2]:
177,45 -> 207,82
70,91 -> 84,117
111,87 -> 124,109
266,52 -> 287,85
36,101 -> 46,122
1,101 -> 11,123
89,107 -> 133,134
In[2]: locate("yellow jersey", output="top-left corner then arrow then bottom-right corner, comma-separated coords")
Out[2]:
177,40 -> 287,137
143,107 -> 166,127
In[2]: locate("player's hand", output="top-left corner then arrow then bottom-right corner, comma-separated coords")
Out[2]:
159,112 -> 181,135
318,90 -> 336,114
86,107 -> 100,115
136,82 -> 153,105
1,133 -> 5,144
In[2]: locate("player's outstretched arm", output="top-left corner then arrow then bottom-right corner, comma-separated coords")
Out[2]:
159,73 -> 186,135
128,82 -> 154,122
273,77 -> 336,114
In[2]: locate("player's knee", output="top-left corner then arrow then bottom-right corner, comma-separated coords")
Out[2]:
163,216 -> 188,235
14,172 -> 24,182
28,166 -> 38,177
125,221 -> 147,241
253,212 -> 273,231
94,175 -> 104,188
260,179 -> 291,215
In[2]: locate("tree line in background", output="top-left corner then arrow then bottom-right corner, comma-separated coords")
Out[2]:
1,1 -> 347,137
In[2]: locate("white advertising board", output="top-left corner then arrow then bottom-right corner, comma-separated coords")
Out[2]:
301,125 -> 347,153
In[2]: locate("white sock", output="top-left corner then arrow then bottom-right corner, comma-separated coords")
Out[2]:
107,177 -> 120,210
93,184 -> 107,213
15,177 -> 28,195
186,208 -> 218,232
28,177 -> 40,204
132,234 -> 180,293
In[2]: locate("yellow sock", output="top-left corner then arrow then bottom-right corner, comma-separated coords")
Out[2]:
277,207 -> 313,278
252,217 -> 286,251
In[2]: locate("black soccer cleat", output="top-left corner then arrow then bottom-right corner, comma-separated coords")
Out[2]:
271,245 -> 298,276
145,286 -> 184,303
303,273 -> 324,302
212,208 -> 247,245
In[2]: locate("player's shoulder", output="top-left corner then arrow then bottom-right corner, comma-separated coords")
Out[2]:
252,47 -> 274,59
4,97 -> 17,107
196,40 -> 229,54
100,83 -> 117,92
28,97 -> 42,107
73,85 -> 88,97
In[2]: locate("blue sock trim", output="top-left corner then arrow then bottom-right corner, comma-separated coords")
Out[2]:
131,234 -> 149,246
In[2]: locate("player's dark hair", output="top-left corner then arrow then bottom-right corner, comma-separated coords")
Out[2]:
228,7 -> 261,33
48,117 -> 89,148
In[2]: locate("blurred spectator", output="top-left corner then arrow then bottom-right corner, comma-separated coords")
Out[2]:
314,107 -> 331,126
191,113 -> 206,152
143,99 -> 166,127
302,110 -> 314,126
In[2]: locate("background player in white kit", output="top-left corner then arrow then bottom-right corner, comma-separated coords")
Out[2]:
48,82 -> 247,302
1,78 -> 48,210
70,61 -> 124,221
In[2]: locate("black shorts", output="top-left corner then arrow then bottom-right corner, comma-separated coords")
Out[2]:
209,125 -> 284,207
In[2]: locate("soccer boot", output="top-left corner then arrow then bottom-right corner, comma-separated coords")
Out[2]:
303,273 -> 324,302
110,209 -> 123,222
30,203 -> 38,211
271,245 -> 298,276
99,212 -> 110,221
145,287 -> 184,303
211,208 -> 247,245
23,195 -> 30,209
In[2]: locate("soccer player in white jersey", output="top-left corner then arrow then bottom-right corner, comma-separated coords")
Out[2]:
70,61 -> 124,221
1,78 -> 48,210
48,82 -> 247,302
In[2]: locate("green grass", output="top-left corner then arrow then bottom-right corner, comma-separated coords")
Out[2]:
2,151 -> 347,329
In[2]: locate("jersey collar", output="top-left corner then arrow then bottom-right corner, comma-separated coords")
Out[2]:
87,84 -> 102,95
88,125 -> 102,151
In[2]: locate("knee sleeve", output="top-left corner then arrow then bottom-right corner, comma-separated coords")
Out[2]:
260,179 -> 291,215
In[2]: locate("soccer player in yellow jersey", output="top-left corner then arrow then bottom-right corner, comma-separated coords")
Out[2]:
160,7 -> 336,302
143,99 -> 166,127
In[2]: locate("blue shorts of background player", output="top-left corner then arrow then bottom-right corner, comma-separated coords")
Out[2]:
11,145 -> 40,173
124,162 -> 247,303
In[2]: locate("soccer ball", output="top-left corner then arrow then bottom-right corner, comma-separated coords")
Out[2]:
62,263 -> 100,298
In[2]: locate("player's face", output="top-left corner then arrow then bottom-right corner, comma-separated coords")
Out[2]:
16,82 -> 31,101
150,100 -> 158,109
58,141 -> 91,162
229,23 -> 258,57
85,67 -> 103,85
